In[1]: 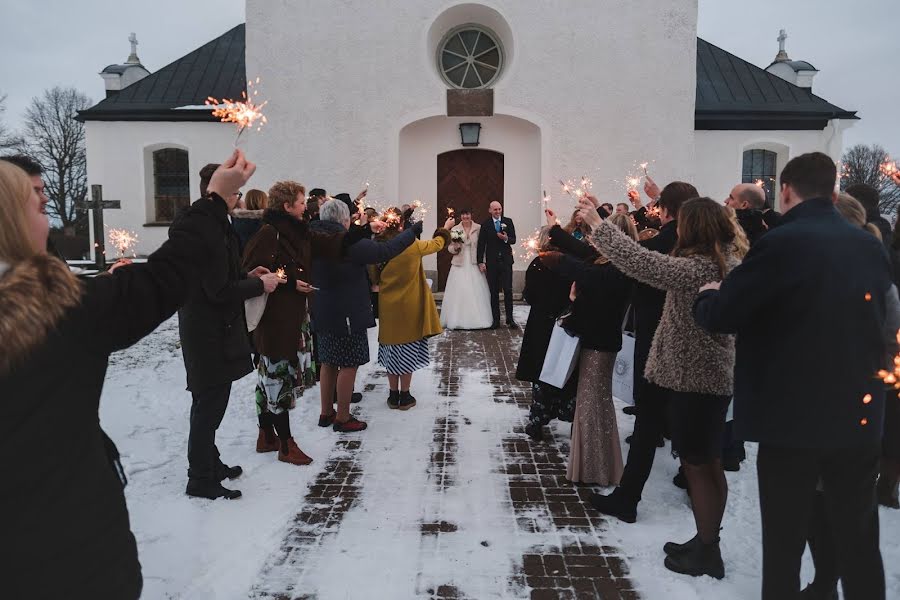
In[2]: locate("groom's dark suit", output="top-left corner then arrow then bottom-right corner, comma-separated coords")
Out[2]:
477,215 -> 516,325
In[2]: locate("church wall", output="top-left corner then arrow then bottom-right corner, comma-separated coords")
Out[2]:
84,121 -> 234,255
246,0 -> 699,273
695,125 -> 844,211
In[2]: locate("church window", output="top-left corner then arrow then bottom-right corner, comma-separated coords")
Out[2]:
152,148 -> 190,222
438,26 -> 503,89
742,149 -> 777,205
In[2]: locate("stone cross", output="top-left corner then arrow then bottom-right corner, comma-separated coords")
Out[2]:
127,32 -> 140,64
777,29 -> 787,53
80,184 -> 121,270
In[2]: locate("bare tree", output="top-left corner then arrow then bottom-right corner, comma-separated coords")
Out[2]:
840,143 -> 900,216
0,93 -> 22,152
20,87 -> 91,232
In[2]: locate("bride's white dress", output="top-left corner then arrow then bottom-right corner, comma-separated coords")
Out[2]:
441,226 -> 494,330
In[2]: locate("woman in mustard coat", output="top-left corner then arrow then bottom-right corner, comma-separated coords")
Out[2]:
376,209 -> 455,409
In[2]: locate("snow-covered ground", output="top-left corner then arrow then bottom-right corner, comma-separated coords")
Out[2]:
100,310 -> 900,599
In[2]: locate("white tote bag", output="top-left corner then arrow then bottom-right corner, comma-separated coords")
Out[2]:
245,293 -> 268,332
612,333 -> 636,405
539,323 -> 581,389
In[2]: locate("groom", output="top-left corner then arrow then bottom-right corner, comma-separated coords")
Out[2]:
477,201 -> 518,329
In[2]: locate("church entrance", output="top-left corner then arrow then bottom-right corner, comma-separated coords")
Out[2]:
436,149 -> 504,291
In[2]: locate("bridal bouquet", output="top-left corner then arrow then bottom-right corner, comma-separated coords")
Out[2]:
450,230 -> 465,243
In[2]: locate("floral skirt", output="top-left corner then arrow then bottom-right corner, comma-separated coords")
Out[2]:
255,319 -> 316,415
317,331 -> 370,367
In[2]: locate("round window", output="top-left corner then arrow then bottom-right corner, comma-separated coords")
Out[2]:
438,26 -> 503,89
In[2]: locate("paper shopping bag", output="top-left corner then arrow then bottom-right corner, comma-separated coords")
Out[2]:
539,323 -> 581,388
245,293 -> 269,332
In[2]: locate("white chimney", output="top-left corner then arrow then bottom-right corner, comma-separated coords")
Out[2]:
100,33 -> 150,97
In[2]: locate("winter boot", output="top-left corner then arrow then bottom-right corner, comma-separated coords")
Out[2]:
590,490 -> 637,524
524,421 -> 544,442
799,583 -> 839,600
387,390 -> 401,410
278,437 -> 313,466
256,426 -> 280,453
216,462 -> 243,481
398,391 -> 417,411
663,538 -> 725,579
186,479 -> 242,500
333,415 -> 368,432
318,410 -> 337,428
664,533 -> 702,557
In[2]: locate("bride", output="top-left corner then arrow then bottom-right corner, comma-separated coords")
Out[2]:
441,208 -> 494,329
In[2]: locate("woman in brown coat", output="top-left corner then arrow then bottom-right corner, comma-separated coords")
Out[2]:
580,195 -> 747,580
243,181 -> 345,465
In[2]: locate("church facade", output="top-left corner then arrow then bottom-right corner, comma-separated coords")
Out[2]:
79,1 -> 855,287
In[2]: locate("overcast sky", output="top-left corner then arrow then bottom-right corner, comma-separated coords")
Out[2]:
2,0 -> 897,153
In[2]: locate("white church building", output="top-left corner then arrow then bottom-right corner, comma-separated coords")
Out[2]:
78,1 -> 856,289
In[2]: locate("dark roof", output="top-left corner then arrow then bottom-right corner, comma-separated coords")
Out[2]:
696,39 -> 855,130
78,24 -> 246,122
80,27 -> 856,131
765,59 -> 818,72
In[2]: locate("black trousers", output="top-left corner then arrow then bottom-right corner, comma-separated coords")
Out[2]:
486,259 -> 514,324
187,383 -> 232,481
616,381 -> 669,505
757,443 -> 884,600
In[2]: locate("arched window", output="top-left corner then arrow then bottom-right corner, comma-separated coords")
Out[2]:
438,25 -> 503,89
742,149 -> 777,206
153,148 -> 189,222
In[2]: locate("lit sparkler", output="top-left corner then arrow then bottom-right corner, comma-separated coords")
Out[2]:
519,229 -> 543,260
639,162 -> 649,176
626,177 -> 642,191
206,77 -> 268,145
447,207 -> 455,218
108,228 -> 138,258
754,179 -> 766,188
275,267 -> 287,281
881,160 -> 899,178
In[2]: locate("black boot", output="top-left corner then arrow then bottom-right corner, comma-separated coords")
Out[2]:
398,391 -> 417,411
387,390 -> 400,409
216,462 -> 243,482
663,533 -> 702,557
524,421 -> 544,442
663,538 -> 724,579
799,583 -> 839,599
673,467 -> 688,490
186,479 -> 242,500
589,490 -> 637,524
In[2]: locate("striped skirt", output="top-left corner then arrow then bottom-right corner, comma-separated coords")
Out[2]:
377,339 -> 430,375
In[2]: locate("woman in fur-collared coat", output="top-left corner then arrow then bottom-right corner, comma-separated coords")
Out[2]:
580,195 -> 747,580
0,152 -> 256,599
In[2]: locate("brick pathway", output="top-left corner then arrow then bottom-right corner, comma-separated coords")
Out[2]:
251,318 -> 639,599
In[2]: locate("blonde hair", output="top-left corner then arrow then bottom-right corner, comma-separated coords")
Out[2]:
0,162 -> 39,263
595,214 -> 638,264
244,189 -> 268,211
267,181 -> 306,211
837,192 -> 882,240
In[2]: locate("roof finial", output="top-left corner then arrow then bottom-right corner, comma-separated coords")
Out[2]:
126,32 -> 141,65
774,29 -> 790,62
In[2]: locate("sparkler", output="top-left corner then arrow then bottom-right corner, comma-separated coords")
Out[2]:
275,267 -> 287,281
519,229 -> 543,260
639,162 -> 649,176
206,77 -> 268,146
559,177 -> 592,201
880,160 -> 899,178
447,207 -> 455,218
108,228 -> 138,258
754,179 -> 766,188
626,177 -> 642,191
878,329 -> 900,406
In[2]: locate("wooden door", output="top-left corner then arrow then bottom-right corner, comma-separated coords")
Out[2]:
436,149 -> 504,291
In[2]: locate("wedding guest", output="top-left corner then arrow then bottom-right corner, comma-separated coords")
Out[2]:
0,154 -> 65,260
581,194 -> 747,579
693,152 -> 890,598
307,188 -> 327,221
724,183 -> 768,246
377,208 -> 455,408
601,202 -> 615,215
516,226 -> 578,441
442,208 -> 493,329
846,182 -> 891,246
563,209 -> 591,241
232,188 -> 267,251
1,150 -> 256,598
309,199 -> 420,431
242,181 -> 348,465
592,181 -> 697,521
542,213 -> 637,485
615,202 -> 630,215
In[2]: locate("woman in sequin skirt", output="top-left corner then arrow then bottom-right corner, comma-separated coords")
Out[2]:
542,212 -> 637,485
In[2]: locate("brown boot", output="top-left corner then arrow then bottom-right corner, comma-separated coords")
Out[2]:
877,458 -> 900,509
256,426 -> 280,453
278,437 -> 313,465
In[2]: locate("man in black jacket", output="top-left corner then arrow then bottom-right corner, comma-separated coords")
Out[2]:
176,163 -> 283,500
477,201 -> 518,329
846,182 -> 892,247
725,183 -> 769,246
693,152 -> 890,599
591,181 -> 697,523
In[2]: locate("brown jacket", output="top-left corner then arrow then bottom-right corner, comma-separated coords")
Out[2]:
590,219 -> 740,396
243,210 -> 344,359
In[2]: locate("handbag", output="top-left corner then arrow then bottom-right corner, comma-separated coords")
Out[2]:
245,293 -> 268,331
612,333 -> 636,405
539,319 -> 582,389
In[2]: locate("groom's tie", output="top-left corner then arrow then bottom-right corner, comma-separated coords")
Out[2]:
494,219 -> 501,233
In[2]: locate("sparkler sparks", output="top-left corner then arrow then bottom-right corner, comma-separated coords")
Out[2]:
639,162 -> 649,176
877,329 -> 900,400
626,177 -> 642,191
108,228 -> 138,258
275,267 -> 287,281
206,78 -> 268,145
559,177 -> 592,201
519,229 -> 543,260
880,160 -> 899,178
754,179 -> 766,188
